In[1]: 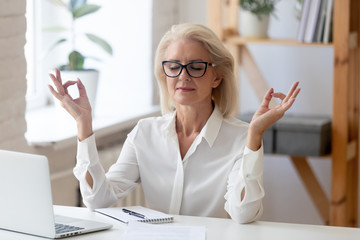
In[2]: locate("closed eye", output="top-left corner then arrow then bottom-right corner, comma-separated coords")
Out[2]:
169,66 -> 181,71
189,66 -> 203,71
189,63 -> 205,71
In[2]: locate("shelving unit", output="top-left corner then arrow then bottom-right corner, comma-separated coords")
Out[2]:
226,36 -> 333,47
207,0 -> 359,227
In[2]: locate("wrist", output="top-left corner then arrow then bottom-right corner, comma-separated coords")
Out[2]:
246,127 -> 262,151
77,116 -> 93,141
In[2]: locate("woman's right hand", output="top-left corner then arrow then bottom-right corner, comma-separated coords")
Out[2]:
48,68 -> 94,141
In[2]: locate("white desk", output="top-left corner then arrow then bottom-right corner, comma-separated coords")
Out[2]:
0,206 -> 360,240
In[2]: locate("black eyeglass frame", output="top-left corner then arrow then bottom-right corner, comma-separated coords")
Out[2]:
162,61 -> 216,78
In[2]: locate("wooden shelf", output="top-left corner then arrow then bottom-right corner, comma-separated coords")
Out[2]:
207,0 -> 359,227
226,36 -> 333,48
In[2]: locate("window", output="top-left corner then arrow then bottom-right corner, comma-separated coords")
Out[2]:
25,0 -> 48,109
25,0 -> 153,113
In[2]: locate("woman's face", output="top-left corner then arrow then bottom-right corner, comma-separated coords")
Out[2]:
164,39 -> 221,108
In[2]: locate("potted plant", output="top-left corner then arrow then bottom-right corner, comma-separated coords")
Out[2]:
239,0 -> 280,38
46,0 -> 113,109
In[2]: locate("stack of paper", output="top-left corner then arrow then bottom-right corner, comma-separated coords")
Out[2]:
119,221 -> 206,240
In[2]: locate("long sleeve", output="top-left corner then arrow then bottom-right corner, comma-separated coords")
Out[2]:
224,145 -> 265,224
73,133 -> 140,210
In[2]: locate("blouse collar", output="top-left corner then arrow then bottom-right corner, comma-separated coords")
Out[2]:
163,104 -> 224,148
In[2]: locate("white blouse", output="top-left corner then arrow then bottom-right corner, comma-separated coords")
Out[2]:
73,105 -> 265,223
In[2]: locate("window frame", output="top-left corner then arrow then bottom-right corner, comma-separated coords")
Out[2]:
26,0 -> 49,110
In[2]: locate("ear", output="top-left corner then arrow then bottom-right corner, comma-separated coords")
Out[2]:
212,76 -> 222,88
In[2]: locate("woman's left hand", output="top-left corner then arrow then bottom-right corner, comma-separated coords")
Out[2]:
247,81 -> 301,151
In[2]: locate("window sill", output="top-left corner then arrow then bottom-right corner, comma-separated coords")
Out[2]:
25,104 -> 161,150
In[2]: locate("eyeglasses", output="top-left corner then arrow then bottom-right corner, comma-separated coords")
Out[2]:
162,61 -> 216,78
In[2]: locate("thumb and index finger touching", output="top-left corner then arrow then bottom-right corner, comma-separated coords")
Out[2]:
48,68 -> 88,100
270,81 -> 301,112
258,81 -> 301,115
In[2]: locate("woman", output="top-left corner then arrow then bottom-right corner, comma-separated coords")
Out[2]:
49,23 -> 300,224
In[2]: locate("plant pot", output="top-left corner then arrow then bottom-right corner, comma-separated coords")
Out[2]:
55,69 -> 99,111
239,10 -> 270,38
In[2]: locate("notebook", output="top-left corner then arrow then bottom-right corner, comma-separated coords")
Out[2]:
96,206 -> 174,224
0,149 -> 112,239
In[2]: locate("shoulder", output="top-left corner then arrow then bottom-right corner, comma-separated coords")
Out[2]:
128,113 -> 174,138
223,116 -> 249,129
213,116 -> 249,142
136,113 -> 173,128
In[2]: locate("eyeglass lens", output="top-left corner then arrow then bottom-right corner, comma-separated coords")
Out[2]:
163,62 -> 208,78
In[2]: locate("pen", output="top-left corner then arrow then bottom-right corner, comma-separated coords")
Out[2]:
122,208 -> 146,219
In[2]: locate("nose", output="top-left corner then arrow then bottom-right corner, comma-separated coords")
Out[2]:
178,66 -> 191,81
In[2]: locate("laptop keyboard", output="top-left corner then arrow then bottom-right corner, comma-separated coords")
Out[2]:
55,223 -> 84,234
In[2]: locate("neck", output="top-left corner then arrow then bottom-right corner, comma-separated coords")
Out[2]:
175,102 -> 214,137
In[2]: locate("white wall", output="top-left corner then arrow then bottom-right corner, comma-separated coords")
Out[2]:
177,0 -> 336,225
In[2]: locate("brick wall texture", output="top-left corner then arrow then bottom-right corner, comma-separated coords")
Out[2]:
0,0 -> 28,150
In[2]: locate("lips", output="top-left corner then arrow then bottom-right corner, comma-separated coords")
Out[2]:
176,86 -> 195,92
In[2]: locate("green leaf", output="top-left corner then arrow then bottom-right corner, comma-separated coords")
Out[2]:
48,0 -> 67,8
85,33 -> 113,55
72,4 -> 101,19
239,0 -> 278,16
68,51 -> 85,70
42,26 -> 68,32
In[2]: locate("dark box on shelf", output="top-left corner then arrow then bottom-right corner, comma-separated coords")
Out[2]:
274,115 -> 331,156
236,113 -> 274,153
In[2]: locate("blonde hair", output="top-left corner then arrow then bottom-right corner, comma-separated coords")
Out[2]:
154,23 -> 238,117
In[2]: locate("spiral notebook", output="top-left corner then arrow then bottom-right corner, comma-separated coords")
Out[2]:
95,206 -> 174,224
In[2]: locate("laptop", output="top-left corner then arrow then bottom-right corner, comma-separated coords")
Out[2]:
0,149 -> 112,238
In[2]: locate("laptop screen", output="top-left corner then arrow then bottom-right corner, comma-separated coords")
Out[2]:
0,150 -> 56,238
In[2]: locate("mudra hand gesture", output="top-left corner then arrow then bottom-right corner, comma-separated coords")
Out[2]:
48,68 -> 93,140
247,81 -> 301,151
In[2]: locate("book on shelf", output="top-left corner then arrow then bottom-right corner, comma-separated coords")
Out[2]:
95,206 -> 174,224
323,0 -> 333,43
304,0 -> 322,43
314,0 -> 328,42
297,0 -> 333,44
297,0 -> 311,42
